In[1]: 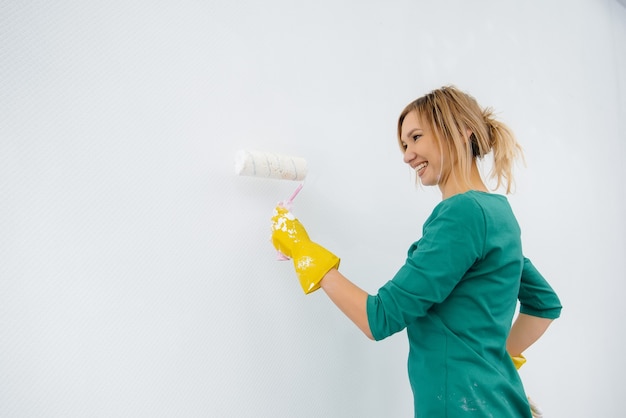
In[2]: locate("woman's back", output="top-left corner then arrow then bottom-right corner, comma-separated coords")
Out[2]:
406,191 -> 529,416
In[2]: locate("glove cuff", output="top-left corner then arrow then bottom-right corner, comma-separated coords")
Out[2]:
293,242 -> 340,294
511,354 -> 526,370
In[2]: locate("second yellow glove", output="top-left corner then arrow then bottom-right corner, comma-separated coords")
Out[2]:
271,205 -> 340,294
510,354 -> 526,370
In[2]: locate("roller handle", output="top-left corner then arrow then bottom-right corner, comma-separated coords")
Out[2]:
276,183 -> 304,261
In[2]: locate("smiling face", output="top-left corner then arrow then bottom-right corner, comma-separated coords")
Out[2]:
399,109 -> 448,187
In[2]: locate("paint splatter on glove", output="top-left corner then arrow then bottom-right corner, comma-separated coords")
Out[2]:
271,205 -> 340,294
528,397 -> 543,418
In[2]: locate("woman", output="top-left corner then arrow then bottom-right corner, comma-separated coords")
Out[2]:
271,85 -> 562,417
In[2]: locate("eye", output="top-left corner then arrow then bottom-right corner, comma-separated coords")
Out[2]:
400,142 -> 408,151
412,134 -> 422,142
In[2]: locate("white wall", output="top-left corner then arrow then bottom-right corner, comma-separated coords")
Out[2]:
1,1 -> 624,416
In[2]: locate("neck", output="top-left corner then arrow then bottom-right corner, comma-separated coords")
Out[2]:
439,161 -> 488,199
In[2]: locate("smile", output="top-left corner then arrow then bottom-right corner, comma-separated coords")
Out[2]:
415,161 -> 428,176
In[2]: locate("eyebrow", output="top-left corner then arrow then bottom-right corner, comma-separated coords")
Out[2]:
402,128 -> 423,140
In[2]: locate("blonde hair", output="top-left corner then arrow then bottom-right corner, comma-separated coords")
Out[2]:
397,85 -> 524,194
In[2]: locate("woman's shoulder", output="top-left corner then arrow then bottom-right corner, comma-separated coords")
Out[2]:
436,190 -> 499,210
427,190 -> 509,225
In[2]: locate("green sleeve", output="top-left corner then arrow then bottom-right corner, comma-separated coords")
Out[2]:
518,258 -> 562,319
367,196 -> 485,341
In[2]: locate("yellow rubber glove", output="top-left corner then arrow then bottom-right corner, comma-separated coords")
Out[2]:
510,354 -> 526,370
510,354 -> 543,417
271,205 -> 340,294
511,354 -> 527,370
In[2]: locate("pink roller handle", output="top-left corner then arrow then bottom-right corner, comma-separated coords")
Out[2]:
284,183 -> 304,207
276,183 -> 304,261
276,252 -> 291,261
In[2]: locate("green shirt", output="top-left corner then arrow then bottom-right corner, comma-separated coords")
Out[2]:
367,191 -> 562,417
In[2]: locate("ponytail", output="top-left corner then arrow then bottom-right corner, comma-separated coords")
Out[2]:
481,108 -> 524,194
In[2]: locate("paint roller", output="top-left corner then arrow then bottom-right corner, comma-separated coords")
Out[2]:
235,149 -> 307,181
235,149 -> 307,260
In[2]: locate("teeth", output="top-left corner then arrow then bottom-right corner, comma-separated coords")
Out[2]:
416,162 -> 428,172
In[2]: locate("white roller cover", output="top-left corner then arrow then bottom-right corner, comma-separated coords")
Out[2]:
235,149 -> 308,181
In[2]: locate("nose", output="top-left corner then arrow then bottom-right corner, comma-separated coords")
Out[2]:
403,147 -> 415,165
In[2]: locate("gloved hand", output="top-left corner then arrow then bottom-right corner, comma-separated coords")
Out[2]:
510,354 -> 543,417
511,354 -> 526,370
271,205 -> 340,294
